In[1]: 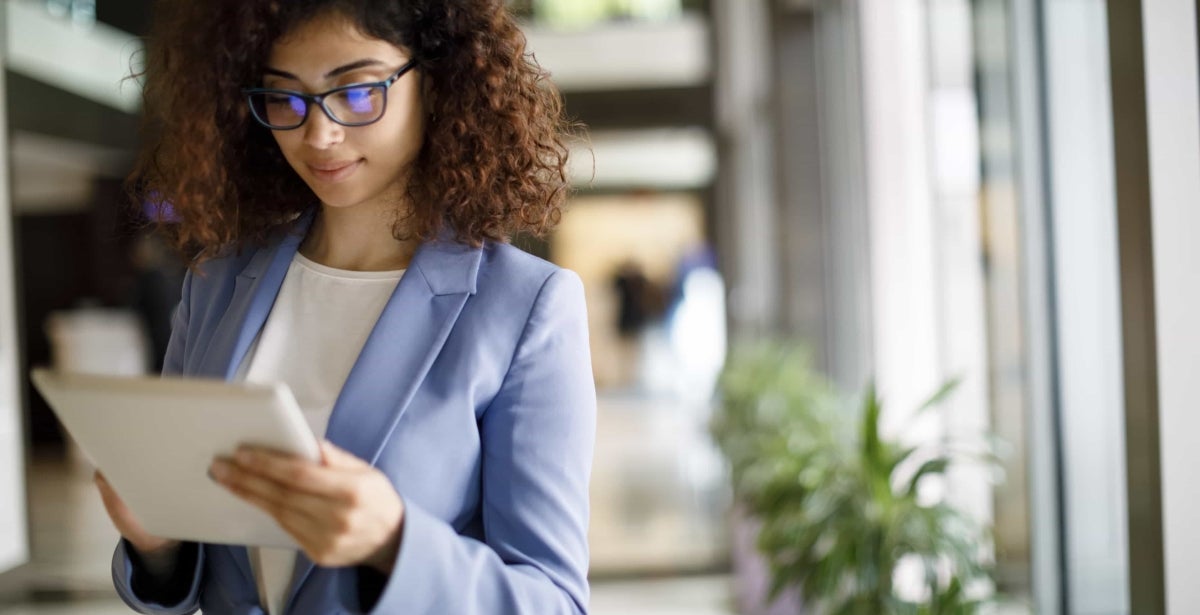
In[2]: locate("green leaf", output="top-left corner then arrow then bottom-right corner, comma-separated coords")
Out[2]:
889,444 -> 922,476
914,378 -> 961,416
905,458 -> 951,497
711,342 -> 996,613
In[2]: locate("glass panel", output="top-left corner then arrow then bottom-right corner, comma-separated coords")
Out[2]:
1041,0 -> 1131,612
973,0 -> 1034,603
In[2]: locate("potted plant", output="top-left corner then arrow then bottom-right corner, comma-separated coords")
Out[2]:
711,342 -> 998,614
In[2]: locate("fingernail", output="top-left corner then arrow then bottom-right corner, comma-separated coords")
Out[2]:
210,460 -> 229,481
207,468 -> 216,482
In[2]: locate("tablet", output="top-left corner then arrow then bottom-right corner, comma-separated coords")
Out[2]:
30,368 -> 320,548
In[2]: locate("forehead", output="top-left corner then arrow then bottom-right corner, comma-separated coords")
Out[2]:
267,12 -> 408,73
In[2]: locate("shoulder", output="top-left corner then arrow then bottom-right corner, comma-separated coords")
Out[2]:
183,245 -> 258,292
446,241 -> 587,341
193,249 -> 255,278
186,222 -> 300,289
475,241 -> 584,307
178,230 -> 292,321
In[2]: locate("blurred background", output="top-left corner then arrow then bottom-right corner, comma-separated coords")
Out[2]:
2,0 -> 1200,613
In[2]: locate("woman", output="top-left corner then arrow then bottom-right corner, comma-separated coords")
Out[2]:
93,1 -> 595,613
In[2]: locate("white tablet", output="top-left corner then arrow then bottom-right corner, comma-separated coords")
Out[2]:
30,368 -> 320,548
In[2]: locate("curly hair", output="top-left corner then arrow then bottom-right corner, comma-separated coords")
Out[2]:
131,0 -> 576,264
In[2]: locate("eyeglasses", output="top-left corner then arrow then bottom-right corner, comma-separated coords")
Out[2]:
242,59 -> 418,130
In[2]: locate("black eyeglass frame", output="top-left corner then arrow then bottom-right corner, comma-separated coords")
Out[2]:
242,59 -> 419,130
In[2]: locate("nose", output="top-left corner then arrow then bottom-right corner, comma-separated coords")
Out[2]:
301,104 -> 345,150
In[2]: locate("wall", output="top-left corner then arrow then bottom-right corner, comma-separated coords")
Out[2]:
0,1 -> 31,575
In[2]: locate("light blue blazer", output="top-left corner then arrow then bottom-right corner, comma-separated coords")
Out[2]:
110,210 -> 596,614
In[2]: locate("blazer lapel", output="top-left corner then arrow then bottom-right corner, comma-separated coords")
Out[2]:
322,241 -> 480,463
192,210 -> 315,380
285,235 -> 482,611
189,210 -> 314,587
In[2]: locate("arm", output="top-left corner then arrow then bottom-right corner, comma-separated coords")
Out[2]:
341,269 -> 596,614
110,269 -> 206,614
112,539 -> 204,615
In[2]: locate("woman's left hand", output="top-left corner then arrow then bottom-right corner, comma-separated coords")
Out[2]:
209,440 -> 404,573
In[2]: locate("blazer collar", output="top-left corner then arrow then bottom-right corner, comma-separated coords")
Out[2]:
209,207 -> 483,380
232,210 -> 312,281
236,207 -> 481,296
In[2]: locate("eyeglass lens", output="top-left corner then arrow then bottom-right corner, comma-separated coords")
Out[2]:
249,85 -> 386,128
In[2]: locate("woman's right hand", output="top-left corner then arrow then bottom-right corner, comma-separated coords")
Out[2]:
94,471 -> 180,556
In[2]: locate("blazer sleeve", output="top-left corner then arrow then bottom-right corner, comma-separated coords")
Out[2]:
338,268 -> 597,615
111,268 -> 206,615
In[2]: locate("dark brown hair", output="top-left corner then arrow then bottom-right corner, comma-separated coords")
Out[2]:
132,0 -> 576,263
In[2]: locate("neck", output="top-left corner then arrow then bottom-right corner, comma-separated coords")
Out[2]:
299,201 -> 420,272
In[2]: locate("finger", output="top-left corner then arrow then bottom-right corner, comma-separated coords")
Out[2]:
94,474 -> 127,513
213,459 -> 332,521
320,440 -> 369,469
95,473 -> 126,505
95,478 -> 120,513
93,476 -> 152,540
230,483 -> 356,567
94,471 -> 110,493
233,487 -> 328,544
95,472 -> 122,497
232,448 -> 356,501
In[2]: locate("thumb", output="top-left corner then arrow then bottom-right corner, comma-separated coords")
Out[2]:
320,440 -> 368,468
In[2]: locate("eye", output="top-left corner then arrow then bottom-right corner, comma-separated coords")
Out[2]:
282,96 -> 307,117
340,87 -> 381,114
264,93 -> 301,108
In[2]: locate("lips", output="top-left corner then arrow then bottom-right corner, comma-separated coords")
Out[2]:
306,159 -> 363,183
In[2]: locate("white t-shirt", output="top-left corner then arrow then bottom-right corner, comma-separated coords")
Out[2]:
238,251 -> 404,615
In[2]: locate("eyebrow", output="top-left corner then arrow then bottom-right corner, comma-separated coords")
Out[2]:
263,58 -> 387,81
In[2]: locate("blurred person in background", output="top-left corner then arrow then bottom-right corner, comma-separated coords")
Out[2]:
92,0 -> 596,613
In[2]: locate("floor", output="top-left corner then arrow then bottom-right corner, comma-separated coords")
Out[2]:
0,448 -> 1030,615
1,577 -> 738,615
0,449 -> 737,615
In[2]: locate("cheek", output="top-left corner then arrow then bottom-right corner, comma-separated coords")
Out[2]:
375,86 -> 426,159
363,115 -> 425,172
